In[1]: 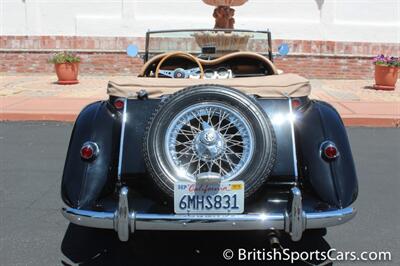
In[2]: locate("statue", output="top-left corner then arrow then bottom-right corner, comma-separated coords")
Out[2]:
228,7 -> 235,29
213,6 -> 235,29
203,0 -> 247,29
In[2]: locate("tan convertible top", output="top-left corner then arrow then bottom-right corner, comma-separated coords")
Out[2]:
107,74 -> 311,99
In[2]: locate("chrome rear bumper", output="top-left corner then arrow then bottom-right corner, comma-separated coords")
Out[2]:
61,187 -> 356,242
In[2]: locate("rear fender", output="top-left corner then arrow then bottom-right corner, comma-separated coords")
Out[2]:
296,101 -> 358,208
61,101 -> 120,209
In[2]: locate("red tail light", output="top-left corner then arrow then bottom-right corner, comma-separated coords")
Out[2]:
320,141 -> 339,160
291,98 -> 302,109
80,142 -> 99,160
113,98 -> 125,110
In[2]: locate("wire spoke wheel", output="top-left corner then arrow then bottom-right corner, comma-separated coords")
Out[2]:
144,85 -> 276,198
165,103 -> 254,182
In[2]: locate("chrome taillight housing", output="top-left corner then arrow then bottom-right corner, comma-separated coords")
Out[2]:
320,141 -> 339,160
80,141 -> 99,160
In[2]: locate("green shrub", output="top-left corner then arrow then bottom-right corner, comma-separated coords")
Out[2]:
49,52 -> 81,64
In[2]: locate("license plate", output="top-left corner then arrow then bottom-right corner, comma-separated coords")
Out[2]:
174,181 -> 244,214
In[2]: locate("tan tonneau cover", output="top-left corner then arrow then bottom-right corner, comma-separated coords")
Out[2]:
107,74 -> 310,98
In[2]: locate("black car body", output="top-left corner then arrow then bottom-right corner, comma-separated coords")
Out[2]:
61,29 -> 357,242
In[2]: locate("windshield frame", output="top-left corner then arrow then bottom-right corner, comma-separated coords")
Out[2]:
144,28 -> 272,63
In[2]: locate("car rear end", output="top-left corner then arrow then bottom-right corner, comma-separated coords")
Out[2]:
61,76 -> 357,242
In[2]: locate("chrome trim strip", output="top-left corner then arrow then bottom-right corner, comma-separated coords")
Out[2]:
117,98 -> 128,181
287,98 -> 299,181
61,187 -> 356,242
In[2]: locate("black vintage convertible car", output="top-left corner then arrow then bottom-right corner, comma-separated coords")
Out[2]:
61,29 -> 358,244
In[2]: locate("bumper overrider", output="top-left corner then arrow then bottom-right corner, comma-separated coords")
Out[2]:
61,187 -> 356,242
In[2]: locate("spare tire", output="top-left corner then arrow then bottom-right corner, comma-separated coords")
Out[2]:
144,85 -> 276,198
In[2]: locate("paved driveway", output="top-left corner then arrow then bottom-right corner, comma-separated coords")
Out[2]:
0,122 -> 399,265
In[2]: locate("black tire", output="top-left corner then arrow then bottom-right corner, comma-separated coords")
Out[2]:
144,85 -> 276,198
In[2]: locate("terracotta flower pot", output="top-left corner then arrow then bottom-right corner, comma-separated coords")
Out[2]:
55,62 -> 80,85
374,64 -> 398,90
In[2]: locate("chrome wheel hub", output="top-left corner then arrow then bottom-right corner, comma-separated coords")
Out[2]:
194,126 -> 225,161
165,102 -> 255,182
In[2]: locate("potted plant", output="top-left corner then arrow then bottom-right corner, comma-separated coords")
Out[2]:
373,54 -> 399,90
49,52 -> 81,85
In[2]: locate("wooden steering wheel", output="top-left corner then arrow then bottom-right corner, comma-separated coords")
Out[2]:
155,51 -> 204,78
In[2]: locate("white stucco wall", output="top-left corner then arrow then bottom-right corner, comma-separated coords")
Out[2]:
1,0 -> 399,43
